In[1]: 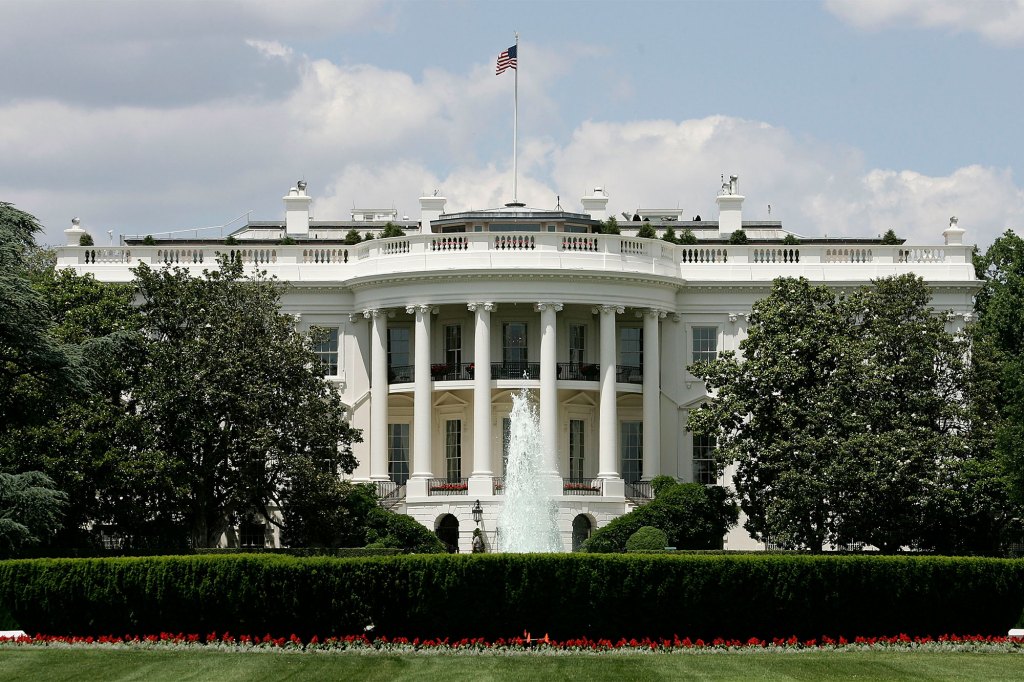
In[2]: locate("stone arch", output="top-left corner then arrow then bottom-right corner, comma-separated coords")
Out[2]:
571,513 -> 594,552
435,513 -> 460,553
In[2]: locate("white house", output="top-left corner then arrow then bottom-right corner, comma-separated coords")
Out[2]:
57,177 -> 979,552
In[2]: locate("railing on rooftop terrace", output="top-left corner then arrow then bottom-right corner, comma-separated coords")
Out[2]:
59,235 -> 972,271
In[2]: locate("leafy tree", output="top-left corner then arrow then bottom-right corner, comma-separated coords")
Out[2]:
690,276 -> 969,553
363,231 -> 375,241
661,226 -> 679,244
132,257 -> 361,547
679,228 -> 698,245
782,234 -> 801,245
880,229 -> 900,245
79,233 -> 94,246
281,477 -> 377,548
581,482 -> 736,552
600,216 -> 620,235
364,507 -> 445,553
380,222 -> 405,238
342,228 -> 363,245
728,229 -> 748,245
0,471 -> 66,556
636,223 -> 657,239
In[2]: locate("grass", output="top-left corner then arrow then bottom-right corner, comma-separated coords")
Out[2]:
0,649 -> 1022,681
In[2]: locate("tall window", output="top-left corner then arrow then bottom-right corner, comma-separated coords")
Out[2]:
569,324 -> 586,365
388,327 -> 411,381
619,327 -> 642,368
502,417 -> 511,476
621,421 -> 643,483
693,434 -> 717,484
313,327 -> 339,376
445,419 -> 462,480
692,327 -> 718,365
569,419 -> 585,479
445,324 -> 462,367
503,322 -> 527,363
388,423 -> 410,485
238,519 -> 265,549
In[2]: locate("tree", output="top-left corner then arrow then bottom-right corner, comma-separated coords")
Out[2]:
880,229 -> 900,245
0,471 -> 66,556
599,216 -> 620,235
636,223 -> 656,239
679,228 -> 698,245
728,229 -> 748,245
689,276 -> 970,552
661,226 -> 679,244
782,234 -> 801,245
380,222 -> 405,238
581,482 -> 736,552
132,257 -> 361,547
79,233 -> 94,246
342,228 -> 363,245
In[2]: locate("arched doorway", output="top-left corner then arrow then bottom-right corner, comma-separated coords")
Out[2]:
571,514 -> 592,551
436,514 -> 460,553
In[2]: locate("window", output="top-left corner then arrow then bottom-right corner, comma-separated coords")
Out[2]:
388,327 -> 411,381
621,421 -> 643,483
692,327 -> 718,365
239,519 -> 265,549
502,322 -> 529,377
569,419 -> 585,479
445,324 -> 462,367
569,324 -> 586,365
445,419 -> 462,480
388,423 -> 410,485
313,327 -> 339,376
693,434 -> 717,484
502,417 -> 511,476
619,327 -> 642,368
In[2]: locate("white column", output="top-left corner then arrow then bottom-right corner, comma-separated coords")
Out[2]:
470,303 -> 495,482
536,302 -> 562,475
597,305 -> 623,479
409,305 -> 432,480
641,308 -> 665,480
365,309 -> 389,481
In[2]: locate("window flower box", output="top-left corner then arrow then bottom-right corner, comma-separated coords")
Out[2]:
429,482 -> 469,492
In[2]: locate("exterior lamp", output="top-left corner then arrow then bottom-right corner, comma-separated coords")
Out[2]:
472,499 -> 483,526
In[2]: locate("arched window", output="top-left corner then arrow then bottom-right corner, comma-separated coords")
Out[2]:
436,514 -> 460,553
571,514 -> 593,552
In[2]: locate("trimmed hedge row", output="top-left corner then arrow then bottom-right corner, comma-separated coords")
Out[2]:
1,553 -> 1022,640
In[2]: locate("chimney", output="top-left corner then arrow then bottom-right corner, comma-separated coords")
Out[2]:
419,192 -> 446,234
943,215 -> 965,246
64,217 -> 87,246
716,174 -> 743,238
581,187 -> 609,221
284,180 -> 312,237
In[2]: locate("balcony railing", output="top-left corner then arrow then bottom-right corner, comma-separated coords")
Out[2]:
557,362 -> 600,381
388,365 -> 413,383
563,478 -> 603,495
428,478 -> 469,496
374,480 -> 407,510
430,362 -> 475,381
616,364 -> 643,384
491,362 -> 540,380
625,481 -> 654,505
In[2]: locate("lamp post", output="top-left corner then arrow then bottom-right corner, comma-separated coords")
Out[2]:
472,499 -> 483,527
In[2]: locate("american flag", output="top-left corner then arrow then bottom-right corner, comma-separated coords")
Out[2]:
496,44 -> 517,75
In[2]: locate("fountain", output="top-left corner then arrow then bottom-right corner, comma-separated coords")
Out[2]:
497,388 -> 563,552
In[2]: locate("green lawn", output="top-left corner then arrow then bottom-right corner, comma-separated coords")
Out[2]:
0,649 -> 1021,681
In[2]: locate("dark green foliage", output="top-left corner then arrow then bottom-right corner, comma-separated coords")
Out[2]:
661,226 -> 679,244
363,232 -> 375,241
281,480 -> 376,549
0,554 -> 1022,640
278,236 -> 297,245
582,483 -> 737,552
625,526 -> 667,551
342,228 -> 362,245
78,233 -> 94,246
223,235 -> 238,246
600,217 -> 620,235
636,223 -> 656,239
380,222 -> 405,238
650,475 -> 677,498
782,233 -> 801,245
142,235 -> 156,246
679,228 -> 698,245
880,229 -> 900,245
728,229 -> 748,245
0,472 -> 66,556
365,508 -> 445,554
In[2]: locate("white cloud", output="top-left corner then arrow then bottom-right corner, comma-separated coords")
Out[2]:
825,0 -> 1024,46
246,39 -> 294,61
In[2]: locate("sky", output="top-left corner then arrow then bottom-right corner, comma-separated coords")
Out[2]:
3,0 -> 1023,248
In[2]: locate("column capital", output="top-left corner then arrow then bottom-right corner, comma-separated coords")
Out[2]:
468,302 -> 496,313
405,304 -> 434,316
728,312 -> 749,323
592,305 -> 624,315
636,308 -> 667,319
362,308 -> 383,319
534,302 -> 564,313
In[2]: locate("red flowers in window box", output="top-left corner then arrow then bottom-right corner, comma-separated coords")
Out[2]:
429,482 -> 468,492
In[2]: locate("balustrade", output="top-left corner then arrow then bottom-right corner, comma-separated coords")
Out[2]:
427,478 -> 469,496
563,478 -> 602,495
560,235 -> 598,252
824,247 -> 872,263
681,247 -> 727,263
494,234 -> 535,250
752,247 -> 800,263
431,235 -> 469,251
429,362 -> 475,381
303,247 -> 348,263
616,364 -> 643,384
84,248 -> 131,264
557,362 -> 600,381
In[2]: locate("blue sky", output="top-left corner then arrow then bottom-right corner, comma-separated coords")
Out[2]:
3,0 -> 1022,248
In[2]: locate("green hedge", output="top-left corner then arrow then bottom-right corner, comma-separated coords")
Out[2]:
1,554 -> 1022,640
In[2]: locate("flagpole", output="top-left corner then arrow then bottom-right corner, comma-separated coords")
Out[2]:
512,32 -> 519,205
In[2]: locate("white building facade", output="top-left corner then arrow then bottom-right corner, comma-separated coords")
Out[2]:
58,180 -> 979,552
